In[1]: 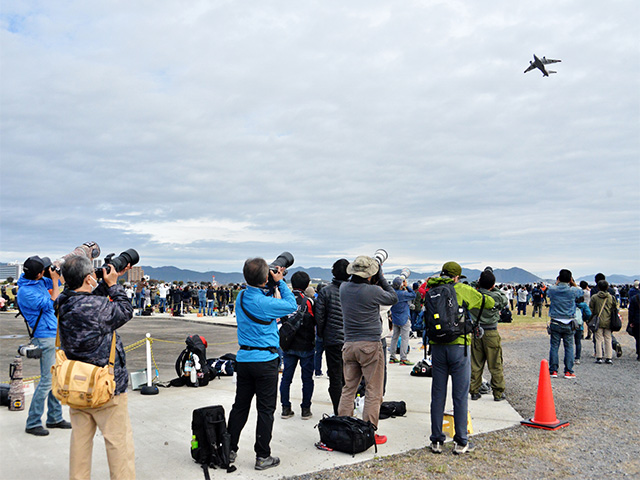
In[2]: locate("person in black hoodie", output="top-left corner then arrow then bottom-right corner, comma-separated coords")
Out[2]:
315,259 -> 349,414
279,271 -> 316,420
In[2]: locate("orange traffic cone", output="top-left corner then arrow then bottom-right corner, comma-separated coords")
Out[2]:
521,359 -> 569,430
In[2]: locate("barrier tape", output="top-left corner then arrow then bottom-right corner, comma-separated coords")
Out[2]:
1,336 -> 238,384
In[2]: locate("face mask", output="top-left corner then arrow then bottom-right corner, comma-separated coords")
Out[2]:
88,275 -> 98,292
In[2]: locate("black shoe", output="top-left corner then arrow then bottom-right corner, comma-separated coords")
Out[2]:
605,358 -> 613,364
470,393 -> 481,400
301,407 -> 312,420
494,394 -> 506,402
281,406 -> 294,419
595,358 -> 603,364
615,344 -> 623,357
25,426 -> 49,436
46,420 -> 71,429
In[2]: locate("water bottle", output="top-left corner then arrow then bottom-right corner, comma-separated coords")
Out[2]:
354,394 -> 365,418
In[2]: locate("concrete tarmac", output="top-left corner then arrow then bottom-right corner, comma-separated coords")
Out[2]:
0,311 -> 522,479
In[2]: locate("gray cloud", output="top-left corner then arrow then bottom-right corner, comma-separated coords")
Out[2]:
1,1 -> 638,278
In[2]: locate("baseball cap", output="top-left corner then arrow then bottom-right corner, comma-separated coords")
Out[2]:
23,256 -> 46,279
440,261 -> 466,279
346,256 -> 379,278
392,276 -> 404,289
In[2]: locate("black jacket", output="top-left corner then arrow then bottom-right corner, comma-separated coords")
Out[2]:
315,279 -> 345,347
56,283 -> 134,395
282,290 -> 316,352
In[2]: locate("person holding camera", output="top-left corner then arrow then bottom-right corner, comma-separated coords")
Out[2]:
337,256 -> 397,445
389,276 -> 416,366
17,255 -> 70,436
57,255 -> 135,480
227,258 -> 297,471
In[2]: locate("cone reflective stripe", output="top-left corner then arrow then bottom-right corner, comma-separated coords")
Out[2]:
521,359 -> 569,430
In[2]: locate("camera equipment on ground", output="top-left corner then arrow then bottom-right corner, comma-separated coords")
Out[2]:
17,343 -> 42,359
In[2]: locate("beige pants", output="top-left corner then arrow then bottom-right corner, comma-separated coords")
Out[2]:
594,327 -> 613,360
338,341 -> 385,427
69,393 -> 135,480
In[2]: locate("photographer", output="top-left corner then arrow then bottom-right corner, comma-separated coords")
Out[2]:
338,256 -> 397,445
17,255 -> 70,436
227,258 -> 297,471
57,255 -> 135,480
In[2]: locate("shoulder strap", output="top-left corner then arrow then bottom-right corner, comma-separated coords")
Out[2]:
239,291 -> 271,326
15,298 -> 43,339
55,312 -> 117,370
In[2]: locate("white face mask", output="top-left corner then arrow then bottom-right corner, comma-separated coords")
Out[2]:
87,275 -> 98,292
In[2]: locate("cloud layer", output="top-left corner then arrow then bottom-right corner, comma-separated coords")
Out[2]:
1,1 -> 639,278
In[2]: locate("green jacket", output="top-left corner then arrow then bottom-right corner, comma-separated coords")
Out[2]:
470,287 -> 507,328
588,291 -> 615,330
426,276 -> 495,345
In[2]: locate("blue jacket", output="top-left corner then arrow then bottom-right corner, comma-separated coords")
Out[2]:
390,289 -> 416,326
16,274 -> 57,338
547,283 -> 583,320
235,280 -> 297,363
198,289 -> 207,303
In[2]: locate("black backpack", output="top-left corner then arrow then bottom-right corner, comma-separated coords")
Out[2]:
279,293 -> 314,351
425,283 -> 470,344
191,405 -> 236,476
316,415 -> 377,456
174,335 -> 211,387
379,401 -> 407,419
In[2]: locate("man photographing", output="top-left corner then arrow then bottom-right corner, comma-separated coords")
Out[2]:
17,255 -> 70,436
57,255 -> 135,480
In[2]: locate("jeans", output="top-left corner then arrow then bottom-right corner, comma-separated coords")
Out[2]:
532,303 -> 543,317
390,322 -> 411,361
26,337 -> 63,429
207,299 -> 215,316
430,344 -> 471,446
227,359 -> 279,458
198,300 -> 206,314
157,297 -> 166,311
314,336 -> 324,375
279,350 -> 315,409
549,320 -> 574,374
517,301 -> 527,315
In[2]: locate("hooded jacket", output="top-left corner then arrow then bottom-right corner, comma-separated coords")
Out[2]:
588,291 -> 616,330
56,282 -> 134,394
315,278 -> 345,346
16,275 -> 57,338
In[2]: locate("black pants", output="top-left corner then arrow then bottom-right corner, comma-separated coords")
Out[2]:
324,344 -> 344,415
227,358 -> 279,458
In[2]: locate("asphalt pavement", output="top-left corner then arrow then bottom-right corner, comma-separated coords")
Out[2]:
0,310 -> 522,479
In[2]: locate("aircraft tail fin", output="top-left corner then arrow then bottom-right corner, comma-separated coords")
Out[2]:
548,70 -> 557,74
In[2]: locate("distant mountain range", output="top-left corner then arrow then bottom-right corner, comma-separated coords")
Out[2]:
139,265 -> 547,285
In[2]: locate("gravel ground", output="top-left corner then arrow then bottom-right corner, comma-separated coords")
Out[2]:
286,312 -> 640,480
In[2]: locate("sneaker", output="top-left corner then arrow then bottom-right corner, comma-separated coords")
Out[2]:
374,434 -> 387,445
429,441 -> 443,454
46,420 -> 71,429
605,358 -> 613,364
452,441 -> 475,455
281,406 -> 294,419
255,456 -> 280,471
229,450 -> 237,464
314,373 -> 324,378
550,371 -> 558,378
470,393 -> 481,401
615,344 -> 623,357
564,372 -> 576,379
400,359 -> 415,366
389,358 -> 400,364
301,407 -> 312,420
574,359 -> 581,365
25,426 -> 49,436
494,393 -> 506,401
595,358 -> 603,364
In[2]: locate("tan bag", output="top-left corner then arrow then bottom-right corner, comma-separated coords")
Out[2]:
51,326 -> 116,409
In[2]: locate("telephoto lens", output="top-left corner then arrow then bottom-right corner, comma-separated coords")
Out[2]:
400,268 -> 411,280
373,249 -> 388,265
269,252 -> 294,275
95,248 -> 140,279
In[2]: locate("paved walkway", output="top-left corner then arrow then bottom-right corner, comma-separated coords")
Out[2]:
0,312 -> 522,479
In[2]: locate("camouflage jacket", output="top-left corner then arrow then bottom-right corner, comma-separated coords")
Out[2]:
56,282 -> 134,394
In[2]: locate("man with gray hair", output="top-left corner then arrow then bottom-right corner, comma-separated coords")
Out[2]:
338,255 -> 397,445
57,254 -> 135,479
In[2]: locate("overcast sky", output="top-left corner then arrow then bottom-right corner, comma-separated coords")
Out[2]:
1,1 -> 639,278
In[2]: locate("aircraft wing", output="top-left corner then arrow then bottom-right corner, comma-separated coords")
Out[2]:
541,57 -> 561,65
524,64 -> 536,73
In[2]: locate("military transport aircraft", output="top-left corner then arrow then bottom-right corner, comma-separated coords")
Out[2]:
524,54 -> 561,77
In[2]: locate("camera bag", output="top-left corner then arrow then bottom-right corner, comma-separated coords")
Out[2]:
379,401 -> 407,419
51,326 -> 116,409
279,293 -> 314,351
425,283 -> 470,344
316,415 -> 377,456
191,405 -> 236,476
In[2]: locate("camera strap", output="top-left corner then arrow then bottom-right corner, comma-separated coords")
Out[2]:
239,291 -> 271,326
15,298 -> 43,339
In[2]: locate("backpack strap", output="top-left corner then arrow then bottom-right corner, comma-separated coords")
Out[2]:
239,291 -> 270,325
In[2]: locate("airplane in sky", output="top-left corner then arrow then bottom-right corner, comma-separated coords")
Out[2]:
524,54 -> 561,77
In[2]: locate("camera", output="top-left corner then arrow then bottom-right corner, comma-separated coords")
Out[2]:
373,249 -> 388,266
44,242 -> 102,277
18,343 -> 42,359
268,252 -> 294,276
95,249 -> 140,279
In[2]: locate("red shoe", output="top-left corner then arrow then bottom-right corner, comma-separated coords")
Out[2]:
375,434 -> 387,445
550,371 -> 558,378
